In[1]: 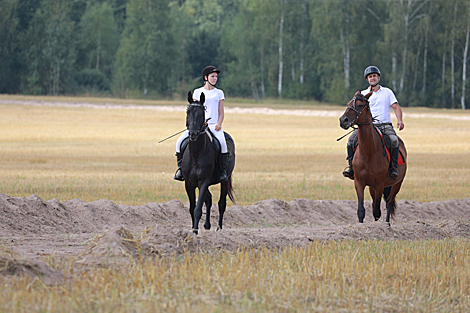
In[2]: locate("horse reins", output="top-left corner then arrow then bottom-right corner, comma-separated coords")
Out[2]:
347,97 -> 375,126
337,97 -> 374,142
158,103 -> 209,143
187,103 -> 210,138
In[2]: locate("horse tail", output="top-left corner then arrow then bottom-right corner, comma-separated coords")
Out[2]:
227,175 -> 236,204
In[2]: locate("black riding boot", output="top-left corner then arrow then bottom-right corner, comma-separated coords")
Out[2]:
219,153 -> 229,183
174,152 -> 184,181
389,147 -> 399,179
342,145 -> 355,180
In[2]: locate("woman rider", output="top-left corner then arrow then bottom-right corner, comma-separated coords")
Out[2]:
174,65 -> 229,183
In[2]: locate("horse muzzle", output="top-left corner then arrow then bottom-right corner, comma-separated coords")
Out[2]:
339,116 -> 352,130
188,131 -> 200,141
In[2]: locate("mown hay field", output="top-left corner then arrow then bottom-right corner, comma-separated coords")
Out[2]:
0,95 -> 469,205
1,95 -> 470,312
1,239 -> 469,312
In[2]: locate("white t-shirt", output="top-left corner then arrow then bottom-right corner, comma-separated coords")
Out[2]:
361,85 -> 398,124
193,87 -> 225,125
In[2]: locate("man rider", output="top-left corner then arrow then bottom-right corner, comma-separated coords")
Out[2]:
342,65 -> 405,180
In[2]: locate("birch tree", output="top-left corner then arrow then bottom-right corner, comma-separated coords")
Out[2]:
26,0 -> 76,95
278,0 -> 285,97
80,2 -> 119,75
461,3 -> 470,110
113,0 -> 177,95
395,0 -> 430,94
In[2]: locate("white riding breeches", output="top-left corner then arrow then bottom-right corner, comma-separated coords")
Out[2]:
175,124 -> 228,153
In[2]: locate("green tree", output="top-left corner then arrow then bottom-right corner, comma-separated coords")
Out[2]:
79,1 -> 119,76
25,0 -> 76,95
113,0 -> 178,97
310,0 -> 385,103
0,0 -> 19,93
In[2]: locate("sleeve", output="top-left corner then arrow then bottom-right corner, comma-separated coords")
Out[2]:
193,88 -> 201,101
388,89 -> 398,106
219,89 -> 225,101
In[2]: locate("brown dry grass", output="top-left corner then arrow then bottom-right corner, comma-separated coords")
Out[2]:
1,96 -> 470,311
1,239 -> 469,312
0,97 -> 469,205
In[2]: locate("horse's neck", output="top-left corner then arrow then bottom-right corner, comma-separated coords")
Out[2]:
357,124 -> 381,156
188,134 -> 211,158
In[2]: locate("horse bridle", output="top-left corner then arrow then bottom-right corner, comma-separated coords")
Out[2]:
346,96 -> 374,126
187,103 -> 209,138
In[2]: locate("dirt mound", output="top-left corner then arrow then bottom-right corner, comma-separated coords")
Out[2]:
0,246 -> 66,285
1,193 -> 470,266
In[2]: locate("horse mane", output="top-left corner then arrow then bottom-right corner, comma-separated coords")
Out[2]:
355,93 -> 368,103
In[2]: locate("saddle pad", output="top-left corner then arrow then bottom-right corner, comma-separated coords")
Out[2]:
179,131 -> 234,159
374,127 -> 405,165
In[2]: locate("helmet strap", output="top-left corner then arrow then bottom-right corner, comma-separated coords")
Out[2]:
204,78 -> 217,88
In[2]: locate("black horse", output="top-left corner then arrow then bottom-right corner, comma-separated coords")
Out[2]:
181,91 -> 235,235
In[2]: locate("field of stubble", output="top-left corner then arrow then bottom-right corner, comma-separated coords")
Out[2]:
0,95 -> 470,312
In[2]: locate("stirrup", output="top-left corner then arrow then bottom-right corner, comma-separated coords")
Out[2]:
342,167 -> 354,180
174,169 -> 184,181
389,168 -> 398,179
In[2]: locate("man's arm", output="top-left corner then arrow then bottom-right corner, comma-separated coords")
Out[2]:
391,102 -> 404,130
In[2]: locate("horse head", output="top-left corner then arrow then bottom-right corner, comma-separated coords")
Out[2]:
186,91 -> 207,141
339,91 -> 373,129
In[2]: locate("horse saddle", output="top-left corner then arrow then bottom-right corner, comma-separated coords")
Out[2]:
179,130 -> 234,160
374,126 -> 405,165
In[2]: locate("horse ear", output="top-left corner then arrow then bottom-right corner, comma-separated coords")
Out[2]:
188,91 -> 193,103
200,92 -> 205,105
364,91 -> 373,99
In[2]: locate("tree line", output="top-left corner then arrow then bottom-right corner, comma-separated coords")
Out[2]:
1,0 -> 470,109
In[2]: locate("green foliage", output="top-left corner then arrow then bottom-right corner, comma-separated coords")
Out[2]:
23,0 -> 76,95
75,68 -> 110,91
1,0 -> 470,108
113,0 -> 178,96
79,2 -> 119,77
0,0 -> 20,93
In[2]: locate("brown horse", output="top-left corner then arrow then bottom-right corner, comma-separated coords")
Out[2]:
339,92 -> 407,224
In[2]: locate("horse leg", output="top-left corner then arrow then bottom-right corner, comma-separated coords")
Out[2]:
203,190 -> 212,230
369,187 -> 383,221
385,181 -> 403,225
217,181 -> 229,230
354,181 -> 366,223
193,183 -> 210,235
185,183 -> 196,230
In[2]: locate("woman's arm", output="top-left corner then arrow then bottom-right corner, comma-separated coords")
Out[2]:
216,99 -> 224,131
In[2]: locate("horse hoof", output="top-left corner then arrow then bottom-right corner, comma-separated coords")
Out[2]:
204,225 -> 211,230
192,229 -> 198,235
358,219 -> 364,223
216,226 -> 221,231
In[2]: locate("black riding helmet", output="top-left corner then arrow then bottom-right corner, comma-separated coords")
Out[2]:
202,66 -> 220,81
364,66 -> 381,79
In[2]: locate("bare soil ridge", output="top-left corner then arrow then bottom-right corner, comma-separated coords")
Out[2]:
2,193 -> 470,264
